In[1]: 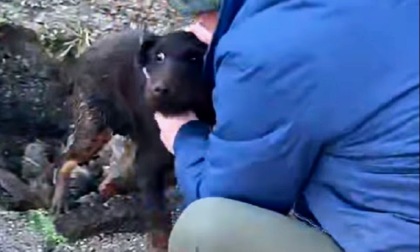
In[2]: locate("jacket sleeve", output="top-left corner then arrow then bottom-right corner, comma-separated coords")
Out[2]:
173,46 -> 322,214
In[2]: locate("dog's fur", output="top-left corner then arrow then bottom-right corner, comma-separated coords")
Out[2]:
139,31 -> 215,125
50,29 -> 213,251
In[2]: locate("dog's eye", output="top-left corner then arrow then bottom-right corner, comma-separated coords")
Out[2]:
156,52 -> 165,63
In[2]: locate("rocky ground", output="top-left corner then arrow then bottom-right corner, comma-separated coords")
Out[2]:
0,210 -> 45,252
0,209 -> 149,252
0,0 -> 189,251
1,0 -> 192,59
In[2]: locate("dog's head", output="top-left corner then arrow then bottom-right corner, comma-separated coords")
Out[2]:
138,31 -> 212,117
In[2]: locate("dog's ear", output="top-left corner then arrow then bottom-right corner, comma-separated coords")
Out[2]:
138,33 -> 160,66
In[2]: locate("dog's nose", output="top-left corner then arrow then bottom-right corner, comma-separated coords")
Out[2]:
152,84 -> 169,96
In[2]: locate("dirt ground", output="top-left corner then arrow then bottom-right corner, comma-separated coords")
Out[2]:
1,0 -> 192,58
0,209 -> 150,251
0,0 -> 189,251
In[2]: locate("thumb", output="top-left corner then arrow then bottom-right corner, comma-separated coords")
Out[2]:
154,112 -> 167,128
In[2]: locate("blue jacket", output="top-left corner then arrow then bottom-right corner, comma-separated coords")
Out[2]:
174,0 -> 419,251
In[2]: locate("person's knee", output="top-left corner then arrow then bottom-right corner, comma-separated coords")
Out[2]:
171,197 -> 233,235
168,197 -> 237,251
168,197 -> 342,252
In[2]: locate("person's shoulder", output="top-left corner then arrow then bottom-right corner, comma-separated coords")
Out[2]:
215,4 -> 335,68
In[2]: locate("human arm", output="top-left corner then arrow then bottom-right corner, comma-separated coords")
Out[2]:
167,41 -> 323,214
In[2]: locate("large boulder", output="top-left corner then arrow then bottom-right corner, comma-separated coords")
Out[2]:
0,23 -> 72,175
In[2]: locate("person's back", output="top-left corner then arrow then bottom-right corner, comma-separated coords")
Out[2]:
212,1 -> 419,251
299,2 -> 420,246
161,0 -> 419,251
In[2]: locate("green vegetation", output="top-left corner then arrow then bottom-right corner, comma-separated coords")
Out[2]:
26,209 -> 68,248
38,20 -> 93,61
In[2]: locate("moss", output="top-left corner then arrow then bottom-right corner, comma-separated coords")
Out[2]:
26,209 -> 68,248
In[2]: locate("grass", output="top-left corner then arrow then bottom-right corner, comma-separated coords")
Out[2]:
38,20 -> 93,61
1,8 -> 93,62
26,209 -> 69,248
0,11 -> 13,25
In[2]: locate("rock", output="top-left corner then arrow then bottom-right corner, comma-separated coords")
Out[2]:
21,140 -> 51,182
0,167 -> 49,211
98,135 -> 137,198
0,23 -> 72,175
0,23 -> 71,136
53,194 -> 147,241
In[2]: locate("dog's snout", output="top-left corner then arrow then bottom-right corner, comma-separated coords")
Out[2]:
152,83 -> 169,96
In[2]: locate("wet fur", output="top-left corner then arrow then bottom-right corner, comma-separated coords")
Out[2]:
52,29 -> 213,250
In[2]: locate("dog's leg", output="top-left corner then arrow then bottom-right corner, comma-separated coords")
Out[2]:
51,128 -> 112,215
51,160 -> 77,214
134,147 -> 173,252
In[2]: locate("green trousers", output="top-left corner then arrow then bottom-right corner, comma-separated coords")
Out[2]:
169,198 -> 342,252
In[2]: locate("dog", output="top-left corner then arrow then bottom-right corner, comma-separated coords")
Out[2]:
50,28 -> 213,251
139,31 -> 215,125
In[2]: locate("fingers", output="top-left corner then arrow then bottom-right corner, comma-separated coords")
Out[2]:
153,112 -> 198,154
184,22 -> 213,45
154,112 -> 165,123
160,132 -> 174,155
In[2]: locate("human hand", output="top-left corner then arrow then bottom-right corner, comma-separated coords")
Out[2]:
184,22 -> 213,45
154,112 -> 198,154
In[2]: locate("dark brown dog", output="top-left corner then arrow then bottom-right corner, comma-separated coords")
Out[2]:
139,31 -> 215,125
50,28 -> 213,251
